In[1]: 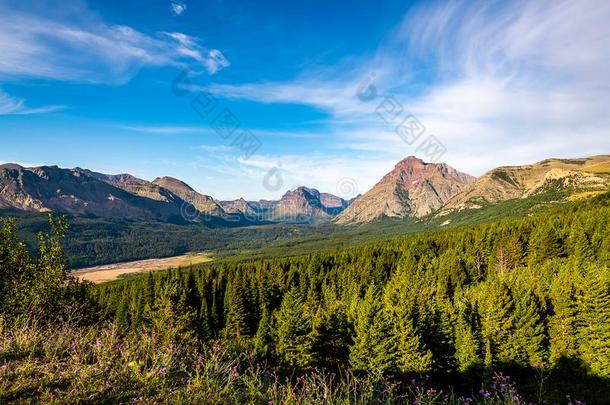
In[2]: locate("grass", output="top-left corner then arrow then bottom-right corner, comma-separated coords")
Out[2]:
580,161 -> 610,174
0,320 -> 549,404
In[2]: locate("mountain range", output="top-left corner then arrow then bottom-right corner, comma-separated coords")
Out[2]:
1,154 -> 609,226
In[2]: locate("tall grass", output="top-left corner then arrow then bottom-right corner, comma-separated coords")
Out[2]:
0,320 -> 534,404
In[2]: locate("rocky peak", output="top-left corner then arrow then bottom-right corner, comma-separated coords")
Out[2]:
335,156 -> 474,224
0,163 -> 24,171
152,176 -> 195,193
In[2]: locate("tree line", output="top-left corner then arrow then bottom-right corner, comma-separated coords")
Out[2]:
94,193 -> 610,378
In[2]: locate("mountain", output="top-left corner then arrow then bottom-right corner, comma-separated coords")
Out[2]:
76,169 -> 184,205
271,186 -> 350,222
220,198 -> 259,217
152,176 -> 226,218
0,165 -> 186,222
220,187 -> 352,223
0,164 -> 350,225
5,155 -> 605,229
334,156 -> 475,224
440,155 -> 610,215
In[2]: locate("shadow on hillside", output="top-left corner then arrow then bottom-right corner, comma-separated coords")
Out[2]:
429,357 -> 610,404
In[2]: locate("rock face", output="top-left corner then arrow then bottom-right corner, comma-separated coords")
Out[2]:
335,156 -> 475,224
77,169 -> 183,205
272,187 -> 349,222
0,164 -> 351,225
0,165 -> 185,222
220,187 -> 352,223
219,198 -> 259,217
152,176 -> 225,217
440,155 -> 610,214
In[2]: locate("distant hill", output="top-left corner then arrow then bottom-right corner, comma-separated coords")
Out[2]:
439,155 -> 610,215
0,165 -> 186,223
335,156 -> 474,224
2,154 -> 608,228
0,164 -> 351,225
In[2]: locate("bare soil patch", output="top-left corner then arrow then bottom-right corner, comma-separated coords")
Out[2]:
72,253 -> 212,284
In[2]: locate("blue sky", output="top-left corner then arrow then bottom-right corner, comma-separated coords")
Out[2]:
1,0 -> 609,200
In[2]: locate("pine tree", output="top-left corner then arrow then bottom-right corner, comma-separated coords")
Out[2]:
394,316 -> 434,373
350,285 -> 396,376
383,267 -> 433,373
199,296 -> 213,341
224,277 -> 253,339
115,289 -> 131,334
145,279 -> 196,346
528,223 -> 564,266
510,289 -> 546,366
309,304 -> 351,370
275,288 -> 312,368
548,267 -> 579,364
569,226 -> 595,265
454,305 -> 481,372
577,264 -> 610,377
254,306 -> 274,358
478,281 -> 515,367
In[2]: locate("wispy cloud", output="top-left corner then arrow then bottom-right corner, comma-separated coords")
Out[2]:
162,32 -> 230,74
203,0 -> 610,176
194,144 -> 234,153
0,2 -> 228,83
0,89 -> 65,115
170,1 -> 187,16
118,125 -> 211,134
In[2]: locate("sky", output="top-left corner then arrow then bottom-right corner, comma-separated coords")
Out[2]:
1,0 -> 609,200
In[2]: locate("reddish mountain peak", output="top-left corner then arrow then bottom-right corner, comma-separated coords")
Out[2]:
395,155 -> 425,169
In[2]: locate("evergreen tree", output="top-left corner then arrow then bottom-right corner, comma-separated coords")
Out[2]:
275,288 -> 312,369
548,267 -> 579,364
254,306 -> 274,358
309,304 -> 351,370
224,277 -> 253,339
393,315 -> 434,373
145,279 -> 196,346
478,281 -> 515,366
454,304 -> 481,372
510,289 -> 546,366
528,223 -> 564,266
578,264 -> 610,377
350,285 -> 396,376
569,226 -> 595,265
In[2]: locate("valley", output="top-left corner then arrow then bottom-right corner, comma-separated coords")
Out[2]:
72,252 -> 212,284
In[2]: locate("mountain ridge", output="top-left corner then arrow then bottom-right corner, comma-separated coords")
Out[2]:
2,154 -> 608,226
439,155 -> 610,215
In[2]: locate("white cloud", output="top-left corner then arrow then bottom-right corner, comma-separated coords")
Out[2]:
182,150 -> 396,200
194,145 -> 234,153
170,1 -> 186,16
118,125 -> 211,134
203,0 -> 610,178
0,89 -> 64,115
0,3 -> 228,83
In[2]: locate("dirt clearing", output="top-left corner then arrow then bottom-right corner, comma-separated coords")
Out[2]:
72,253 -> 212,284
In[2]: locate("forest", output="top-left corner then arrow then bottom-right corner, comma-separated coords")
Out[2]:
1,193 -> 609,403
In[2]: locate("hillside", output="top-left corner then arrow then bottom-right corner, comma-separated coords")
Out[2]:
335,156 -> 474,224
0,164 -> 186,222
440,155 -> 610,214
